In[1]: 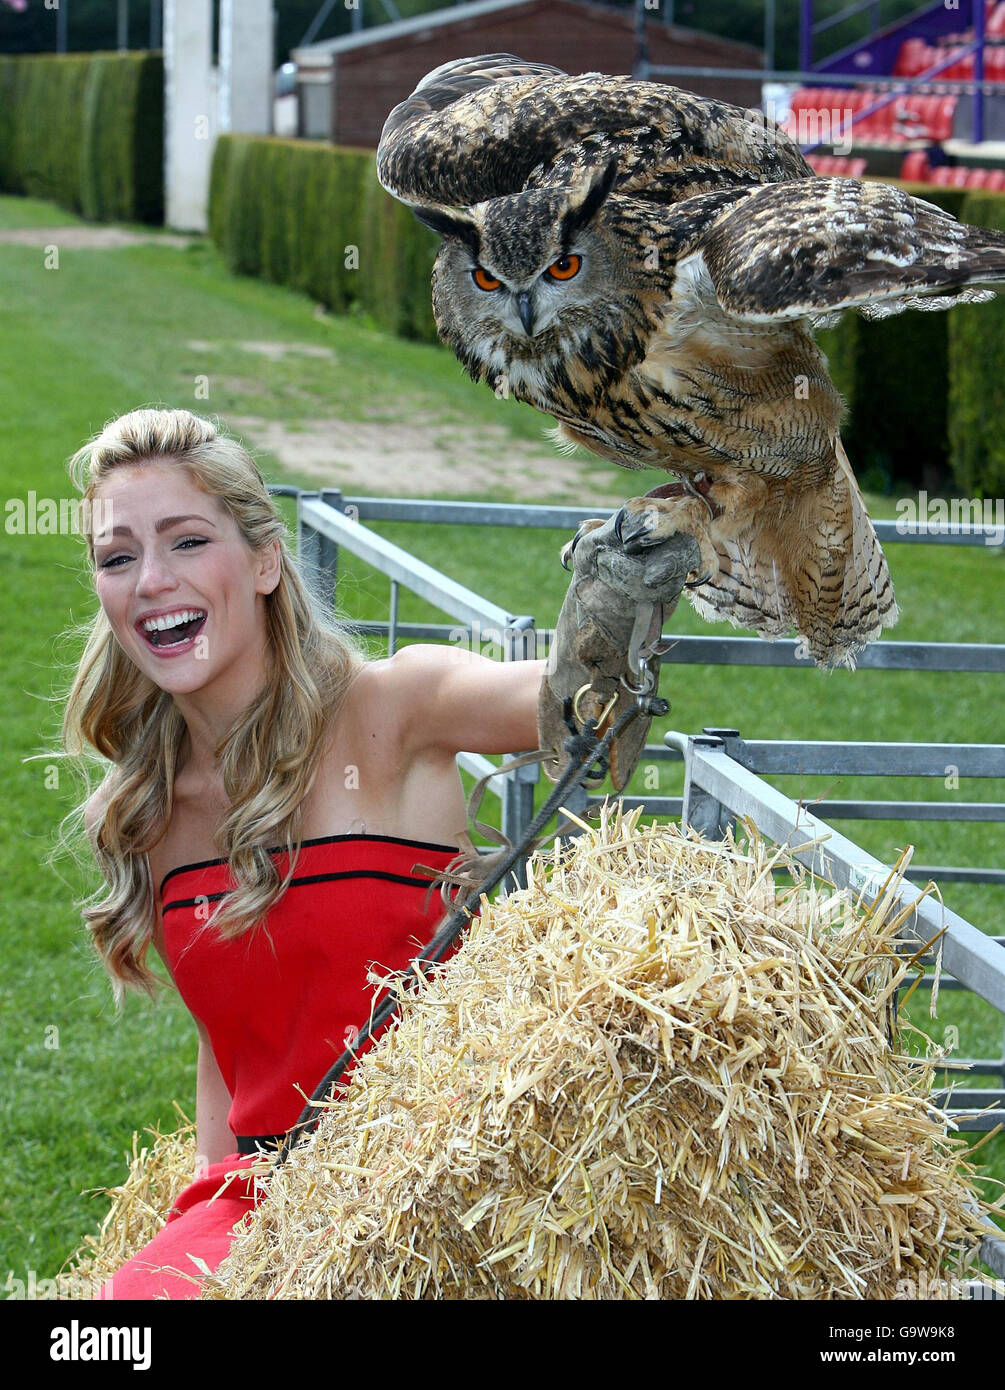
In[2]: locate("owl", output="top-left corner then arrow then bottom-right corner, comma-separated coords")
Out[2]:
377,55 -> 1005,669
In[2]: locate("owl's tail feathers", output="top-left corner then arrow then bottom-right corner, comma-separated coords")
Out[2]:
799,439 -> 899,670
685,445 -> 897,671
686,527 -> 796,644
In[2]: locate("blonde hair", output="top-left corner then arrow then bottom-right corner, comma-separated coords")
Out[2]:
58,407 -> 365,1005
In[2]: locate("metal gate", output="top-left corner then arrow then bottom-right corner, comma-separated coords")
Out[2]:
286,486 -> 1005,1280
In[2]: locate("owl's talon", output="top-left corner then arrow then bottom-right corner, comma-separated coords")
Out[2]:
562,517 -> 606,570
615,508 -> 658,554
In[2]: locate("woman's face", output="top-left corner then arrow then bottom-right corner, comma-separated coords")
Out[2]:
91,461 -> 279,697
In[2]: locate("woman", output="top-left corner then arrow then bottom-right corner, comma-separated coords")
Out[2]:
68,406 -> 679,1299
65,407 -> 545,1299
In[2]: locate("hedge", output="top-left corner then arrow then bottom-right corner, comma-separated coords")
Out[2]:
948,191 -> 1005,498
210,135 -> 439,342
208,141 -> 1005,495
814,183 -> 976,494
0,52 -> 163,223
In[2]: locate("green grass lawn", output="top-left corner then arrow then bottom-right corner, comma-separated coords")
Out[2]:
1,193 -> 1002,1285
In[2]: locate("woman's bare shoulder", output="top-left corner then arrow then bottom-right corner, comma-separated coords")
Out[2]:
83,778 -> 114,848
340,646 -> 465,726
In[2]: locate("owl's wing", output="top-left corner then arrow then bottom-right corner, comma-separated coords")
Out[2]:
693,177 -> 1005,323
377,53 -> 811,210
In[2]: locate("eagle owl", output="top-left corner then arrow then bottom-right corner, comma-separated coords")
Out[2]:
377,55 -> 1005,669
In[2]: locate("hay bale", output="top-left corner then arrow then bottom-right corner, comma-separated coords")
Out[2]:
62,1107 -> 197,1290
196,808 -> 999,1299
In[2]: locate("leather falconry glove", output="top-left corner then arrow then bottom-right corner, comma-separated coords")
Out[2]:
538,511 -> 702,792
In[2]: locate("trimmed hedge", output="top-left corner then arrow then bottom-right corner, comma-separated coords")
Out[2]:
815,182 -> 974,494
208,141 -> 1005,492
0,52 -> 163,223
948,191 -> 1005,498
209,135 -> 439,342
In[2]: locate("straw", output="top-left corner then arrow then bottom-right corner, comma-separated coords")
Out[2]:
61,1103 -> 198,1289
190,808 -> 1001,1300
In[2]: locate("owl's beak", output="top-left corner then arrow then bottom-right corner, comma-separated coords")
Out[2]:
515,290 -> 535,336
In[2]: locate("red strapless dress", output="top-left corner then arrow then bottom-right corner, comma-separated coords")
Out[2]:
100,834 -> 460,1300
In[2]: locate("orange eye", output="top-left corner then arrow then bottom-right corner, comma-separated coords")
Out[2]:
546,254 -> 581,281
472,267 -> 501,291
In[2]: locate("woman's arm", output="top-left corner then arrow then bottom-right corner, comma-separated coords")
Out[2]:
89,790 -> 236,1169
379,644 -> 546,757
195,1020 -> 236,1168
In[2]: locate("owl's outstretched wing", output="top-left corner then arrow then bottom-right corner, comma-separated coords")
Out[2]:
693,177 -> 1005,323
377,53 -> 811,211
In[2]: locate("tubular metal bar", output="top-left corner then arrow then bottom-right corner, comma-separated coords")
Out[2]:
388,580 -> 399,655
929,1059 -> 1005,1076
670,733 -> 1005,1015
350,623 -> 1002,674
642,63 -> 1005,95
798,801 -> 1005,822
350,620 -> 551,655
939,1089 -> 1005,1108
942,1111 -> 1005,1131
344,498 -> 599,528
769,863 -> 1005,885
456,751 -> 497,784
912,938 -> 1005,959
662,638 -> 1005,672
900,867 -> 1005,885
295,490 -> 324,603
713,736 -> 1005,779
910,976 -> 978,991
456,750 -> 541,817
298,497 -> 514,632
813,0 -> 875,35
552,797 -> 1005,835
331,497 -> 1005,546
980,1236 -> 1005,1280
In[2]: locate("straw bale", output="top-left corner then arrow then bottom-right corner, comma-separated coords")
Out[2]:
62,1104 -> 198,1289
200,808 -> 1002,1299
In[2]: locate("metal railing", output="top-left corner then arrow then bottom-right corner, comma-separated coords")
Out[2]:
674,725 -> 1005,1279
285,487 -> 1004,1268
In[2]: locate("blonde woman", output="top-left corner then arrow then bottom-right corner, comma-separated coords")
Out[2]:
66,407 -> 687,1299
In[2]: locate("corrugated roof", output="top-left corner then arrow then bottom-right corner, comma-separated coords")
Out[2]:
292,0 -> 760,64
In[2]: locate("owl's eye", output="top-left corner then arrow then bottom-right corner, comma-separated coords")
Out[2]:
472,267 -> 501,291
545,254 -> 582,281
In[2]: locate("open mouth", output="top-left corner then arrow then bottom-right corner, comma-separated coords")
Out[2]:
138,610 -> 207,648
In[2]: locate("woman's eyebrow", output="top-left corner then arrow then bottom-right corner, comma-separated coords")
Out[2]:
102,514 -> 219,540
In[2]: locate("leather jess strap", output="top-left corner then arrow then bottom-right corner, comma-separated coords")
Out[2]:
236,1133 -> 286,1155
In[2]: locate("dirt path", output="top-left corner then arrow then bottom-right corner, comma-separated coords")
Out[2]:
228,412 -> 631,502
0,226 -> 193,248
0,234 -> 637,500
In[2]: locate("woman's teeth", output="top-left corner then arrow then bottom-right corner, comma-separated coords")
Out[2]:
140,610 -> 207,646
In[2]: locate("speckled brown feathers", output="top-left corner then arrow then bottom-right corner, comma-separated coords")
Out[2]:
378,56 -> 813,209
699,178 -> 1005,319
377,55 -> 1005,668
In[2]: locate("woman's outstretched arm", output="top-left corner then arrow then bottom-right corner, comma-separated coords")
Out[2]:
195,1020 -> 236,1168
377,644 -> 545,757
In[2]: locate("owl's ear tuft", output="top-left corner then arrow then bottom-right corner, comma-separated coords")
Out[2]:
412,204 -> 479,256
560,157 -> 620,248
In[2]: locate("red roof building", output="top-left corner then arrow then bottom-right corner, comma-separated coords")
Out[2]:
293,0 -> 765,146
